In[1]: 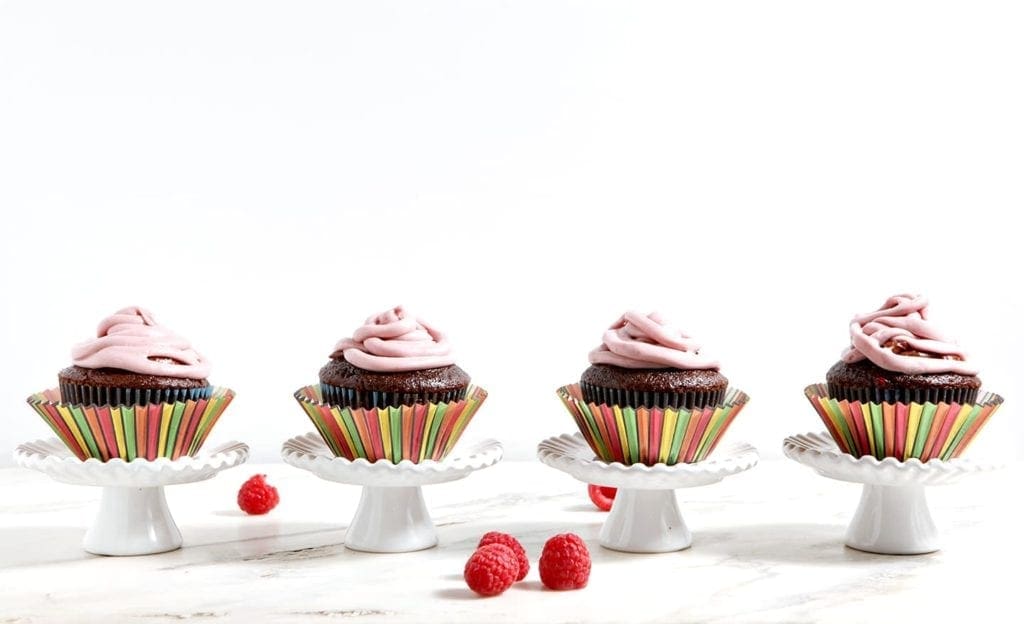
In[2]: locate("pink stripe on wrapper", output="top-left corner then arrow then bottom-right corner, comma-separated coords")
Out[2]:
926,404 -> 960,461
43,403 -> 86,460
146,404 -> 162,460
684,408 -> 714,463
921,404 -> 951,461
649,408 -> 664,465
96,406 -> 120,460
848,401 -> 869,457
894,403 -> 909,459
411,404 -> 428,461
600,405 -> 623,463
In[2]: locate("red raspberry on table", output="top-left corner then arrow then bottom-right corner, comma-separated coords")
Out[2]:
464,543 -> 519,596
478,532 -> 529,581
237,474 -> 279,515
587,484 -> 617,512
539,533 -> 591,590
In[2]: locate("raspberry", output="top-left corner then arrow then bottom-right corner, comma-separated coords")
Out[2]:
587,484 -> 617,512
539,533 -> 591,590
478,532 -> 529,581
237,474 -> 279,515
464,544 -> 519,596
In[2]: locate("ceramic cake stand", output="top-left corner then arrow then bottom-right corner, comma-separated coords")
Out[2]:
14,438 -> 249,556
281,432 -> 502,553
783,432 -> 997,555
537,433 -> 759,553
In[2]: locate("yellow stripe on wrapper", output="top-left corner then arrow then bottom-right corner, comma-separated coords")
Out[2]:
158,403 -> 173,458
905,403 -> 923,459
555,384 -> 750,466
379,409 -> 393,462
659,410 -> 677,464
111,406 -> 127,458
292,385 -> 489,464
421,403 -> 439,461
803,385 -> 1003,461
24,388 -> 236,462
860,403 -> 875,457
56,404 -> 90,456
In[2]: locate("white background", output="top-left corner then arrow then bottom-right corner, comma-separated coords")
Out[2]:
1,1 -> 1021,466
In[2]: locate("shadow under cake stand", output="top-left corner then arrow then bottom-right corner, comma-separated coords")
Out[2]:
783,431 -> 997,555
281,432 -> 502,553
14,438 -> 249,556
537,433 -> 759,553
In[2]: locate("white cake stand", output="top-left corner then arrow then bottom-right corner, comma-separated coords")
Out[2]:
14,438 -> 249,556
281,432 -> 502,553
537,433 -> 759,553
783,432 -> 997,555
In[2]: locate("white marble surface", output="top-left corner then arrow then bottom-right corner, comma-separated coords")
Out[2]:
0,448 -> 1019,623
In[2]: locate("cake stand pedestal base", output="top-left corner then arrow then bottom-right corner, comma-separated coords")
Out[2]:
14,439 -> 249,556
282,433 -> 503,554
784,432 -> 996,556
537,433 -> 759,554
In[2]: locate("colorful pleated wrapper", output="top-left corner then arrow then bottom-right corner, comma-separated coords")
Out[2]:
557,383 -> 749,465
294,384 -> 488,463
26,387 -> 236,462
804,384 -> 1003,461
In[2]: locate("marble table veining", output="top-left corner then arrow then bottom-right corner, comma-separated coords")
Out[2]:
0,457 -> 1019,623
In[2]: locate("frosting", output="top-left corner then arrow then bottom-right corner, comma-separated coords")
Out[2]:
71,307 -> 211,378
331,306 -> 455,372
588,311 -> 719,370
841,294 -> 978,375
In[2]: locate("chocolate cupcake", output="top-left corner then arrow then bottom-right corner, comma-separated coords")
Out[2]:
826,295 -> 981,404
318,306 -> 470,408
580,311 -> 727,409
806,294 -> 1003,461
59,307 -> 212,405
557,311 -> 749,466
296,306 -> 487,463
27,307 -> 235,462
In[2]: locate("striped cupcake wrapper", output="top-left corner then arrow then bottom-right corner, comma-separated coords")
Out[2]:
293,384 -> 488,463
557,383 -> 750,466
804,383 -> 1003,461
26,387 -> 236,462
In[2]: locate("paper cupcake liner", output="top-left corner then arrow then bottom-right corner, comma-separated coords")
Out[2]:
26,387 -> 236,462
579,380 -> 724,410
825,382 -> 978,406
557,383 -> 749,465
294,384 -> 488,463
805,383 -> 1003,461
319,382 -> 466,410
58,382 -> 213,407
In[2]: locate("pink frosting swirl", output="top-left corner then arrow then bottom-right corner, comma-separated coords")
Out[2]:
588,311 -> 720,370
71,307 -> 211,378
841,294 -> 977,375
331,306 -> 456,372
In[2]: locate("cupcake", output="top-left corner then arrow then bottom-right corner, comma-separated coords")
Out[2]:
27,307 -> 235,461
319,307 -> 470,408
295,306 -> 487,463
807,294 -> 1003,460
558,311 -> 749,466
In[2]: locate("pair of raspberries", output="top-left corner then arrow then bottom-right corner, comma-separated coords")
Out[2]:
464,532 -> 591,596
